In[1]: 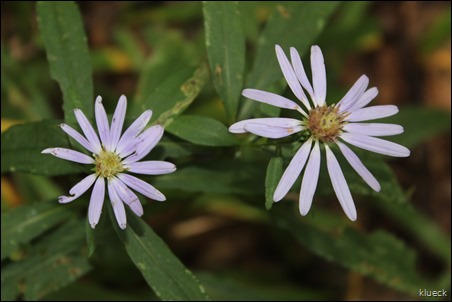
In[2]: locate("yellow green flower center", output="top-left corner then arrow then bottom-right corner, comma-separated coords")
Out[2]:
306,105 -> 349,142
94,150 -> 125,178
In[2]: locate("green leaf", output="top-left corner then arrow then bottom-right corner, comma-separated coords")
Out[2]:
1,120 -> 84,176
265,157 -> 282,210
116,214 -> 210,301
37,1 -> 93,125
1,220 -> 90,301
153,160 -> 265,196
166,115 -> 238,146
133,64 -> 209,127
86,218 -> 96,257
239,1 -> 340,119
1,201 -> 74,261
274,208 -> 433,295
203,1 -> 245,122
381,106 -> 451,148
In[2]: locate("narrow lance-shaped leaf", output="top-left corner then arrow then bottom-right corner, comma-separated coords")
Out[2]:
265,157 -> 283,210
114,213 -> 210,301
133,63 -> 209,128
1,120 -> 85,176
37,1 -> 93,125
1,220 -> 90,301
166,115 -> 238,147
1,201 -> 74,261
203,1 -> 245,122
239,2 -> 340,119
273,207 -> 434,295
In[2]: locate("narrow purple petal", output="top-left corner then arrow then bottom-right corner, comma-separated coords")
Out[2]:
244,122 -> 304,139
88,177 -> 105,228
42,148 -> 94,164
343,123 -> 404,136
299,140 -> 321,216
60,123 -> 96,153
58,174 -> 96,204
337,75 -> 369,112
290,47 -> 315,100
111,177 -> 143,217
242,89 -> 304,113
122,125 -> 164,164
337,142 -> 380,192
275,45 -> 311,110
117,173 -> 166,201
110,95 -> 127,151
273,138 -> 313,202
325,145 -> 357,221
115,110 -> 152,155
346,105 -> 399,122
311,45 -> 327,106
348,87 -> 378,111
108,179 -> 127,229
126,161 -> 176,175
229,118 -> 302,134
341,133 -> 410,157
74,109 -> 102,153
95,96 -> 111,150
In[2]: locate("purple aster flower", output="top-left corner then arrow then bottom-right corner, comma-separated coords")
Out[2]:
229,45 -> 410,221
42,95 -> 176,229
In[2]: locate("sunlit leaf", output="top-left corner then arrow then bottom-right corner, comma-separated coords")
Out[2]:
37,1 -> 93,125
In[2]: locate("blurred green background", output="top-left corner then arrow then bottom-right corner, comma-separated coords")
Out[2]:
1,1 -> 451,301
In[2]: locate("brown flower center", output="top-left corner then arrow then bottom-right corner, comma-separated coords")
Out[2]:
307,105 -> 349,142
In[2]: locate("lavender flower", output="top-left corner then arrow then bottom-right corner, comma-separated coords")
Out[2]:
42,95 -> 176,229
230,45 -> 410,221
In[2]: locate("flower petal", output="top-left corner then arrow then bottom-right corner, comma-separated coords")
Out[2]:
60,123 -> 96,153
117,173 -> 166,201
229,117 -> 303,134
299,140 -> 321,216
88,177 -> 105,228
325,145 -> 357,221
244,121 -> 304,139
111,177 -> 143,217
273,138 -> 313,202
341,133 -> 410,157
275,44 -> 311,110
346,105 -> 399,122
311,45 -> 327,106
343,123 -> 404,137
95,96 -> 111,150
42,148 -> 94,164
242,89 -> 304,113
337,75 -> 369,112
290,47 -> 315,100
348,87 -> 378,111
58,174 -> 97,204
74,109 -> 102,153
110,95 -> 127,151
115,110 -> 152,155
126,161 -> 176,175
337,142 -> 380,192
122,125 -> 164,164
108,179 -> 127,229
